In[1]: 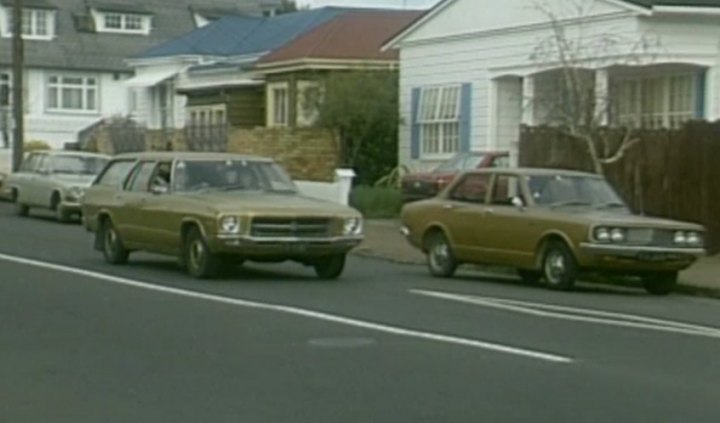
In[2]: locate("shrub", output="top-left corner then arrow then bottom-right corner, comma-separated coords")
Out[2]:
350,185 -> 402,218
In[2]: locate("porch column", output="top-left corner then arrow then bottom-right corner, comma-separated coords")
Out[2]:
594,68 -> 610,126
704,67 -> 716,120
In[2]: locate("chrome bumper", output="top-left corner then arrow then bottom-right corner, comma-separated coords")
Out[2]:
580,243 -> 706,258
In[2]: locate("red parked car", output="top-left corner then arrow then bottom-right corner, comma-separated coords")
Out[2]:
401,151 -> 509,203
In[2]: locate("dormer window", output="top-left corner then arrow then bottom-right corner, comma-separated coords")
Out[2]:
1,7 -> 56,40
93,9 -> 151,35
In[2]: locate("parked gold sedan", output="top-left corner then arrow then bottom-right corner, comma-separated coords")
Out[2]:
82,152 -> 363,279
401,168 -> 706,295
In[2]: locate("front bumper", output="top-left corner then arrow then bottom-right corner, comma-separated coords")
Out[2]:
578,243 -> 705,271
210,235 -> 363,258
59,201 -> 83,214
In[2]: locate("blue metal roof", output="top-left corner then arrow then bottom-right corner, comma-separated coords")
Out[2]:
135,8 -> 348,59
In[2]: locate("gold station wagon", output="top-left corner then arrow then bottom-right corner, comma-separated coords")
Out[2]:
401,168 -> 706,295
82,152 -> 364,279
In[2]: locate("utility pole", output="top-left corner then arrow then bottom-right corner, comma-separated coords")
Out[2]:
12,0 -> 24,171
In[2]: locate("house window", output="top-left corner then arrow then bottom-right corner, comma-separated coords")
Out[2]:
0,73 -> 10,107
187,105 -> 227,126
97,12 -> 149,34
267,83 -> 289,127
47,75 -> 98,112
615,73 -> 698,129
296,81 -> 322,127
4,8 -> 54,39
418,85 -> 461,156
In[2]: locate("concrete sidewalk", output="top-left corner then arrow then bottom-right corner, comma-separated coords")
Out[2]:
354,219 -> 720,297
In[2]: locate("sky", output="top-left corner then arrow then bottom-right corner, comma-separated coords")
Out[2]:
296,0 -> 442,9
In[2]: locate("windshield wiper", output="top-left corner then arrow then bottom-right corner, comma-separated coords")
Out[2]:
595,202 -> 626,210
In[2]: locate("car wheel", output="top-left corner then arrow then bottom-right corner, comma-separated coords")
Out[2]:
314,254 -> 346,280
12,191 -> 29,217
52,195 -> 70,223
426,231 -> 457,278
542,241 -> 577,291
517,269 -> 542,284
642,271 -> 678,296
184,227 -> 220,279
101,219 -> 129,265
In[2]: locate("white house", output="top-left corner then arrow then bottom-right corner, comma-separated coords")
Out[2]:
385,0 -> 720,169
0,0 -> 282,150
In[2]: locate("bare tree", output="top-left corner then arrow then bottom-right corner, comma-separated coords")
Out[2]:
529,0 -> 660,174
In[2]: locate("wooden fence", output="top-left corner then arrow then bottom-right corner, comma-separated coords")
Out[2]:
519,122 -> 720,253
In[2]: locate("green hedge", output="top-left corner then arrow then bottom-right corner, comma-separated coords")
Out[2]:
350,185 -> 402,218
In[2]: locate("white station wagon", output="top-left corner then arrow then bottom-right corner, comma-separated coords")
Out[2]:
3,151 -> 109,222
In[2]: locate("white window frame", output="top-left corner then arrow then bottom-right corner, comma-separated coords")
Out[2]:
614,72 -> 698,130
95,10 -> 151,35
267,82 -> 289,127
46,75 -> 99,114
418,85 -> 461,159
2,7 -> 55,40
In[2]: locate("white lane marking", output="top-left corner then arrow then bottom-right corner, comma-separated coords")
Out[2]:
411,289 -> 720,339
0,253 -> 572,364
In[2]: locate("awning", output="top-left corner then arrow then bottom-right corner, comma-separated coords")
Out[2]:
124,68 -> 179,88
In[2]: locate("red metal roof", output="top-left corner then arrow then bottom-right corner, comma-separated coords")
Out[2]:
257,10 -> 424,66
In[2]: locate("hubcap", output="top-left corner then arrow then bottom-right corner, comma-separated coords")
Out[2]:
105,228 -> 117,252
189,239 -> 204,270
545,250 -> 566,284
430,239 -> 449,270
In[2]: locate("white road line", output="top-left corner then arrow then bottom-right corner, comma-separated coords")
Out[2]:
0,253 -> 572,364
412,289 -> 720,339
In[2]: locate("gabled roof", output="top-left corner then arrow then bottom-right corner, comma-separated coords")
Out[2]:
135,7 -> 348,60
384,0 -> 720,50
257,10 -> 423,67
0,0 -> 281,72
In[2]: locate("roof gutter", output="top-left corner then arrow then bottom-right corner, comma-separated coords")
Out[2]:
650,5 -> 720,16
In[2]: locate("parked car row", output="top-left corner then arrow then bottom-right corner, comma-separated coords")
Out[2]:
1,149 -> 707,295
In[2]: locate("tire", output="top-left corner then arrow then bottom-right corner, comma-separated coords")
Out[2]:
314,254 -> 346,280
426,231 -> 457,278
542,241 -> 578,291
517,269 -> 542,284
13,191 -> 29,217
184,227 -> 220,279
642,271 -> 678,296
100,219 -> 129,265
52,195 -> 70,223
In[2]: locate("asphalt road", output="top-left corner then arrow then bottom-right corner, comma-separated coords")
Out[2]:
1,202 -> 719,422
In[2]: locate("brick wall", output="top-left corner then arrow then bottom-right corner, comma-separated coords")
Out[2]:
227,127 -> 340,182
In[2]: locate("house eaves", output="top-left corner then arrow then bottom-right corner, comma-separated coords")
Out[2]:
254,58 -> 398,75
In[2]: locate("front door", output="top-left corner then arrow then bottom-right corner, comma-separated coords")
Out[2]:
115,161 -> 157,246
442,173 -> 492,262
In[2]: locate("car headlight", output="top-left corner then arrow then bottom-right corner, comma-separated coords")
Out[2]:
685,232 -> 702,247
594,227 -> 610,243
610,228 -> 626,243
673,231 -> 687,245
219,216 -> 241,234
343,217 -> 363,236
65,186 -> 85,202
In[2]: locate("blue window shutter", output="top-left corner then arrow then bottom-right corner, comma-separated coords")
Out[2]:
695,69 -> 706,119
459,83 -> 472,152
410,87 -> 421,159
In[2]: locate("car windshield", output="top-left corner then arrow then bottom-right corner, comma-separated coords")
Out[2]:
434,153 -> 485,173
52,155 -> 109,175
172,159 -> 298,193
527,174 -> 626,208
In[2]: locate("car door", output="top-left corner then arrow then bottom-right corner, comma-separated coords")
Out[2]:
113,161 -> 158,246
441,172 -> 492,262
84,158 -> 138,231
480,173 -> 539,267
11,153 -> 39,204
26,153 -> 51,206
34,154 -> 58,208
132,160 -> 179,252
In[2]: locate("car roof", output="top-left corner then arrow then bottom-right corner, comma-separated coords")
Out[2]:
111,151 -> 273,162
467,167 -> 602,178
30,150 -> 110,159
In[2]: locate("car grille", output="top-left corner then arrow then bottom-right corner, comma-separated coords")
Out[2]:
250,217 -> 332,238
626,228 -> 677,247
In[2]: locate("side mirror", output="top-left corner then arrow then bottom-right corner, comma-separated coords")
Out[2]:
511,196 -> 526,210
